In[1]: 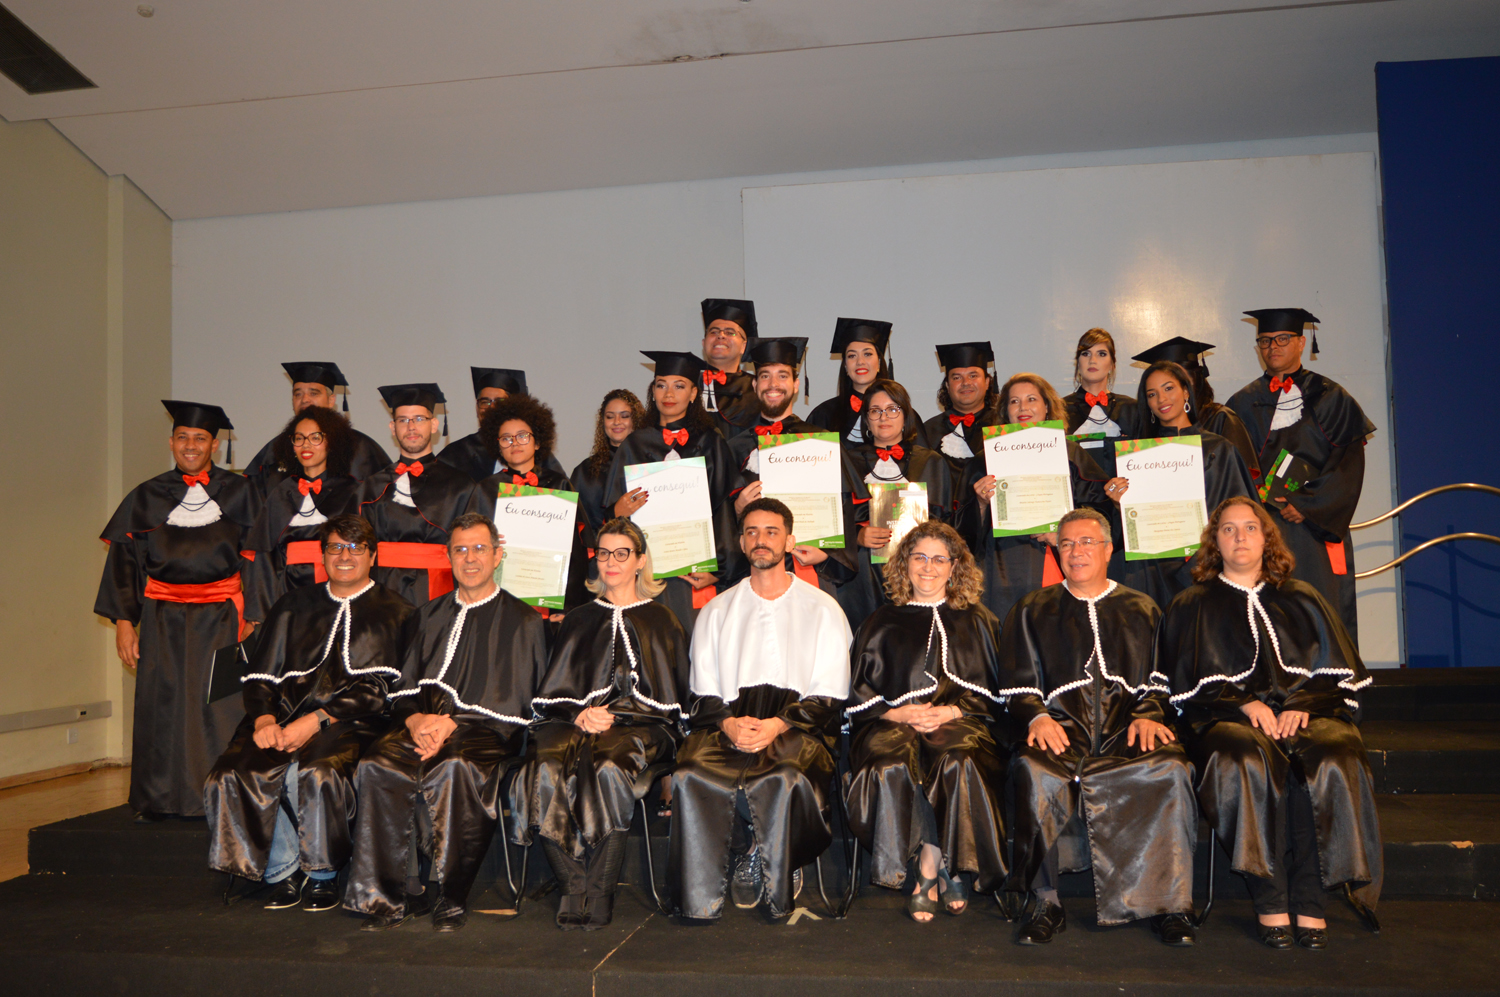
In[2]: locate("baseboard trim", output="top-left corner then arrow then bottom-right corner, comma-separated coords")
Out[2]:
0,758 -> 128,792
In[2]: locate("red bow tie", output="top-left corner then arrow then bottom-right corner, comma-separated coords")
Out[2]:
512,471 -> 539,486
702,369 -> 727,386
394,461 -> 424,477
182,470 -> 210,488
663,428 -> 689,448
755,421 -> 784,437
875,445 -> 904,462
1268,375 -> 1297,394
948,412 -> 975,427
849,395 -> 862,413
297,477 -> 323,496
1085,391 -> 1109,407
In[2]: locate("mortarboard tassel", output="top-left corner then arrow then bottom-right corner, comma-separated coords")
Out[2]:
442,413 -> 449,437
1311,329 -> 1320,360
226,435 -> 232,467
804,370 -> 810,404
342,391 -> 348,412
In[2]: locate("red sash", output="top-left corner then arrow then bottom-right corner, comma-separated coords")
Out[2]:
144,575 -> 248,639
285,540 -> 329,583
1041,546 -> 1065,587
377,542 -> 455,600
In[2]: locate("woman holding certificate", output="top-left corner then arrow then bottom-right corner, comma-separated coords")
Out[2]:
958,373 -> 1108,623
1064,328 -> 1139,579
1110,361 -> 1256,607
841,379 -> 952,629
572,390 -> 646,538
605,351 -> 743,632
522,517 -> 689,930
846,521 -> 1007,923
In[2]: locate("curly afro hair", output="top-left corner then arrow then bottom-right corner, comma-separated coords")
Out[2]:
271,406 -> 356,477
479,392 -> 557,463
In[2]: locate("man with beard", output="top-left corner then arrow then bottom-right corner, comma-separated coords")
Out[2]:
243,362 -> 390,497
698,298 -> 760,432
359,384 -> 477,606
669,499 -> 852,921
435,367 -> 567,481
919,342 -> 1001,497
96,402 -> 256,820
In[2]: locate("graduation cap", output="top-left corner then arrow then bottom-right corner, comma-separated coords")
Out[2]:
378,383 -> 448,436
163,400 -> 234,463
641,350 -> 714,381
1131,337 -> 1217,377
1244,308 -> 1321,357
471,367 -> 527,396
830,317 -> 895,378
701,298 -> 758,339
935,341 -> 995,372
282,362 -> 351,411
747,337 -> 811,402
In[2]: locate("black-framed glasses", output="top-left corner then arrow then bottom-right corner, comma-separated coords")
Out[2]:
323,542 -> 370,555
593,546 -> 639,562
1255,333 -> 1301,350
908,552 -> 951,567
290,432 -> 327,446
1057,538 -> 1107,552
394,415 -> 433,426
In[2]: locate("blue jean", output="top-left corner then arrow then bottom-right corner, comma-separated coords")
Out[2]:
265,759 -> 338,884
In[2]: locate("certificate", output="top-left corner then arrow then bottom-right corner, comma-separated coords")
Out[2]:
1114,436 -> 1209,560
868,481 -> 928,565
757,432 -> 845,548
490,483 -> 578,608
624,456 -> 718,577
981,422 -> 1074,536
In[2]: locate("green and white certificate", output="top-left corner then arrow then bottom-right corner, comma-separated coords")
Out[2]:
757,432 -> 845,548
981,421 -> 1074,537
624,456 -> 718,577
868,481 -> 928,565
490,483 -> 579,609
1114,436 -> 1208,560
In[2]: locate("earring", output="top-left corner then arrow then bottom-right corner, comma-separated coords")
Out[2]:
1183,400 -> 1191,413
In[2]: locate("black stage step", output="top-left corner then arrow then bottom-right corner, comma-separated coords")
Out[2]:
1363,667 -> 1500,722
2,872 -> 1496,997
1363,721 -> 1500,794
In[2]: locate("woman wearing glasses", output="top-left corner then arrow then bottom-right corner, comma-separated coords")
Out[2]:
839,379 -> 953,629
519,518 -> 689,929
243,405 -> 362,623
846,521 -> 1007,922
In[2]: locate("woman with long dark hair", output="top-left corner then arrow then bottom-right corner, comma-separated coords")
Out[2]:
808,318 -> 919,443
1130,337 -> 1260,479
1063,328 -> 1139,579
572,389 -> 646,537
1164,497 -> 1382,949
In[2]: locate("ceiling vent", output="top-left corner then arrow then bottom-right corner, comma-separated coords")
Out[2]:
0,4 -> 94,94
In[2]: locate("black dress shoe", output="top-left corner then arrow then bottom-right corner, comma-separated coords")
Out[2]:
1017,899 -> 1066,945
133,811 -> 169,824
407,889 -> 435,919
264,872 -> 306,909
359,911 -> 412,931
302,877 -> 340,912
1294,924 -> 1328,949
1152,913 -> 1197,947
1257,923 -> 1294,949
432,898 -> 467,932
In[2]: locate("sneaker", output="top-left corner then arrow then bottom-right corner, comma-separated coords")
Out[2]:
731,845 -> 762,909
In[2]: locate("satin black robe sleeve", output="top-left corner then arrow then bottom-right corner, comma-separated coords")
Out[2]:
846,604 -> 1001,725
532,601 -> 688,728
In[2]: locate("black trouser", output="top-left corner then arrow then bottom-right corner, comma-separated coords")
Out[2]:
1242,774 -> 1326,917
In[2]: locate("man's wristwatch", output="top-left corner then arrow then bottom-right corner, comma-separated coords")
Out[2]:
316,710 -> 333,731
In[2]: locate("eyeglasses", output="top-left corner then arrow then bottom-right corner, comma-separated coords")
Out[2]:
705,327 -> 745,339
1255,333 -> 1301,350
394,415 -> 433,427
497,432 -> 534,447
593,546 -> 639,562
323,542 -> 370,555
1057,538 -> 1108,552
450,543 -> 498,556
866,406 -> 904,420
476,397 -> 500,409
908,553 -> 951,567
290,432 -> 327,446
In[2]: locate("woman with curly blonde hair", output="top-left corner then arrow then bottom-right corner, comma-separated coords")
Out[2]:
845,520 -> 1008,923
1163,497 -> 1382,950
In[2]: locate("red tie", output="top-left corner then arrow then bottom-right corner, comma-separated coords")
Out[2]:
755,421 -> 784,436
393,460 -> 424,477
875,445 -> 904,462
948,413 -> 975,427
512,471 -> 539,486
702,370 -> 727,386
297,477 -> 323,496
663,428 -> 689,448
1268,375 -> 1296,394
1085,391 -> 1109,407
849,395 -> 862,413
182,470 -> 210,487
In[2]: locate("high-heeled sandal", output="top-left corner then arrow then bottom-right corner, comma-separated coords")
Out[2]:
908,873 -> 941,923
937,869 -> 969,916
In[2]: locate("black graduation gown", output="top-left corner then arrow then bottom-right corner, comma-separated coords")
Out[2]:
571,450 -> 617,538
1197,401 -> 1260,481
435,431 -> 569,482
701,368 -> 760,433
839,442 -> 953,630
845,602 -> 1008,892
1163,576 -> 1382,909
1065,389 -> 1140,579
95,465 -> 257,817
920,406 -> 999,501
358,456 -> 478,606
345,586 -> 549,916
472,465 -> 591,613
520,599 -> 689,857
205,582 -> 412,878
954,438 -> 1109,626
1116,428 -> 1256,607
998,582 -> 1197,924
810,388 -> 925,448
1226,368 -> 1376,640
242,472 -> 361,622
604,420 -> 743,632
243,429 -> 390,499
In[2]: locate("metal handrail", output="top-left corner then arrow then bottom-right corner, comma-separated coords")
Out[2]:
1350,483 -> 1500,530
1354,532 -> 1500,579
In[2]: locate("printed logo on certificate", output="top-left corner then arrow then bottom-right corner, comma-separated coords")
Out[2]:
490,483 -> 579,608
624,456 -> 718,578
981,421 -> 1073,537
757,432 -> 845,549
1114,436 -> 1209,560
868,481 -> 928,565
